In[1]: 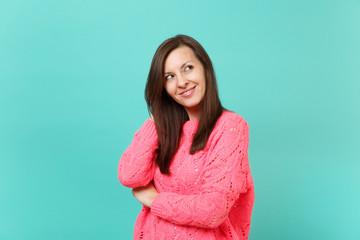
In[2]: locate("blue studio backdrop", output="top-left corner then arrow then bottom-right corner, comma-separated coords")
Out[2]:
0,0 -> 359,239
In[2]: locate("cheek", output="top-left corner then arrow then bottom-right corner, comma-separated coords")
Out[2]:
164,83 -> 174,96
194,70 -> 205,84
200,79 -> 206,97
198,74 -> 206,89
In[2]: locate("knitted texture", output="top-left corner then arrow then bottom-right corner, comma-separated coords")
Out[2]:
118,110 -> 255,240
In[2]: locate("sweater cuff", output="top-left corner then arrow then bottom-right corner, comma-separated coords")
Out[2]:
150,192 -> 165,218
134,119 -> 158,147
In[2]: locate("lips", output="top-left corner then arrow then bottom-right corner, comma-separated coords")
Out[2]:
179,86 -> 196,95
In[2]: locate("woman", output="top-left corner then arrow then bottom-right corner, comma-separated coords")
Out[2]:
118,34 -> 254,239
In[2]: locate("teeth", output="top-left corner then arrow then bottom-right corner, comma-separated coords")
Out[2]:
182,87 -> 194,95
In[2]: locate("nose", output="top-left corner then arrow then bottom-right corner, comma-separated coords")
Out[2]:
177,74 -> 189,88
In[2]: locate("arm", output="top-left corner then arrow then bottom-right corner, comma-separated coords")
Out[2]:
150,116 -> 250,228
132,182 -> 159,208
118,119 -> 158,188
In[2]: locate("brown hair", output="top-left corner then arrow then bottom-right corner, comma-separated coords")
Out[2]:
145,34 -> 224,175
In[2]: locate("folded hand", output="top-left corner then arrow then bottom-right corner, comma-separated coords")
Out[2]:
132,182 -> 159,208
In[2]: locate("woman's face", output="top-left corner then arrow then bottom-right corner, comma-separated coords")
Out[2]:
164,46 -> 206,120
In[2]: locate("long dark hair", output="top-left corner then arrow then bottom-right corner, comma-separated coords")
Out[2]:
145,34 -> 224,175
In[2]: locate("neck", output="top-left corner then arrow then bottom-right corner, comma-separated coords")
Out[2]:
185,106 -> 200,121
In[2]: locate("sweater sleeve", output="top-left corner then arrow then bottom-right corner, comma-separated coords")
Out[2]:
118,119 -> 158,188
150,116 -> 250,228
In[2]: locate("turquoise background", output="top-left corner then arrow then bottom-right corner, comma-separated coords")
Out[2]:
0,0 -> 359,239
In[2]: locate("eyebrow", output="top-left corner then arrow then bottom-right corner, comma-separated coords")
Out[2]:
164,61 -> 192,75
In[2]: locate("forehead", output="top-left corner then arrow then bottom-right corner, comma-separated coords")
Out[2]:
164,46 -> 197,70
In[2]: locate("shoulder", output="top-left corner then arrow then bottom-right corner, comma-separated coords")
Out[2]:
216,110 -> 249,131
205,110 -> 249,152
207,110 -> 249,146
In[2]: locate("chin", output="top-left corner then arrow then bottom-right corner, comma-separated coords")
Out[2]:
184,102 -> 201,109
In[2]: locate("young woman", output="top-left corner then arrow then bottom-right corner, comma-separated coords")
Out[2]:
118,34 -> 255,239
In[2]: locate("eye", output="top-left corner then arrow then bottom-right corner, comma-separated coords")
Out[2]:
165,75 -> 174,80
185,65 -> 193,71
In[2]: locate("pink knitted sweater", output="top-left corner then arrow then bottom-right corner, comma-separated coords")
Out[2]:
118,110 -> 254,239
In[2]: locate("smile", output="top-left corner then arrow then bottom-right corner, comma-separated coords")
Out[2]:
179,86 -> 196,97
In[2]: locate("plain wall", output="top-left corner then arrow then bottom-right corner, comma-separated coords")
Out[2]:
0,0 -> 359,239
